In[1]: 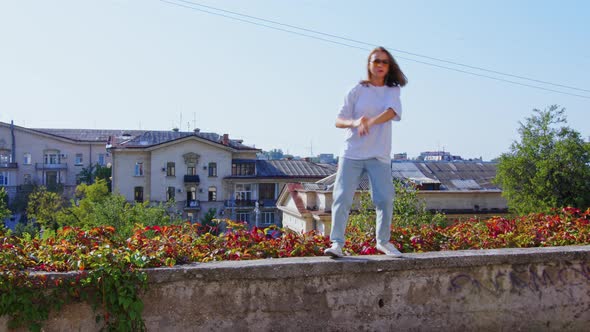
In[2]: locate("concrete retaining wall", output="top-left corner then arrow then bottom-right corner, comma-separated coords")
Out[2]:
3,246 -> 590,331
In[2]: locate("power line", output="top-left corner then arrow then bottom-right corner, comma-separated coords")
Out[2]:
160,0 -> 590,99
172,0 -> 589,94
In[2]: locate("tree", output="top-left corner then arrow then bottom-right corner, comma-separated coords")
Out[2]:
78,163 -> 112,190
392,181 -> 446,227
26,187 -> 67,231
0,187 -> 10,220
495,105 -> 590,214
349,180 -> 446,232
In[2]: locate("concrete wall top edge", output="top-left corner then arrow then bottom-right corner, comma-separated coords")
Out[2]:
29,245 -> 590,285
145,245 -> 590,283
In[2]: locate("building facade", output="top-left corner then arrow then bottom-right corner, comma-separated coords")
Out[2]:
109,130 -> 335,225
0,121 -> 134,201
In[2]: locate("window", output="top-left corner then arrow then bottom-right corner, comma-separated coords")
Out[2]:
208,162 -> 217,177
235,184 -> 252,201
186,187 -> 198,207
23,174 -> 31,185
75,173 -> 82,185
167,186 -> 175,201
0,151 -> 10,163
262,212 -> 275,224
134,162 -> 143,176
98,153 -> 106,166
0,172 -> 8,186
134,186 -> 144,202
259,183 -> 276,201
75,153 -> 83,165
166,162 -> 175,177
208,186 -> 217,201
187,166 -> 196,175
23,153 -> 31,165
44,153 -> 59,165
236,212 -> 250,223
188,187 -> 197,201
231,162 -> 255,176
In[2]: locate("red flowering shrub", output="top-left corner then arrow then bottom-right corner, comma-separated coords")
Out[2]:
2,208 -> 589,330
0,208 -> 589,273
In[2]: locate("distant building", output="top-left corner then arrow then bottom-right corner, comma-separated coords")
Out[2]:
277,160 -> 508,234
418,151 -> 463,161
318,153 -> 337,164
257,149 -> 285,160
0,120 -> 135,201
393,153 -> 408,161
109,131 -> 335,224
0,120 -> 336,228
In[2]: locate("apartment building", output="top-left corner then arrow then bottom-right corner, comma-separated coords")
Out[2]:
0,121 -> 135,201
1,120 -> 335,227
109,129 -> 335,225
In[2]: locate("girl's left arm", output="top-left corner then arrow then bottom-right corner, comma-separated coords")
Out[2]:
368,108 -> 397,127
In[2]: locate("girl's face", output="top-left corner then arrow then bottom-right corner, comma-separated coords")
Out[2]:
369,51 -> 390,83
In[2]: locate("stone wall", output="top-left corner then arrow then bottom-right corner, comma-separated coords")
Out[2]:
3,246 -> 590,331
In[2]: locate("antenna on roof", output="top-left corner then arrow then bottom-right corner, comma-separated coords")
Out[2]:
193,112 -> 196,131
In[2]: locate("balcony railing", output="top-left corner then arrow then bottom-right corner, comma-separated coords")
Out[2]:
259,199 -> 277,207
35,163 -> 68,170
0,162 -> 17,169
224,199 -> 257,208
183,175 -> 200,183
184,200 -> 201,210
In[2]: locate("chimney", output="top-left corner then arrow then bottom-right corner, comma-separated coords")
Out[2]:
193,128 -> 200,134
222,134 -> 229,145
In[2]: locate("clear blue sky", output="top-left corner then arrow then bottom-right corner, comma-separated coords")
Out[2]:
1,1 -> 588,161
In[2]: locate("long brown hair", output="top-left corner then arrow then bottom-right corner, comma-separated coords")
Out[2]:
361,46 -> 407,87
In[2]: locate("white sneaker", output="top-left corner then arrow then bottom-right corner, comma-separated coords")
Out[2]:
376,242 -> 403,257
324,243 -> 343,258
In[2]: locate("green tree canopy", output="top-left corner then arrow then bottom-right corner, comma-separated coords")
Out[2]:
495,105 -> 590,214
0,187 -> 10,220
26,186 -> 67,231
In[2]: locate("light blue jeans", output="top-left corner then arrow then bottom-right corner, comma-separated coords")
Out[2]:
330,158 -> 394,246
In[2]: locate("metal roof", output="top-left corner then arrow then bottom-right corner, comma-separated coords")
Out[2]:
31,128 -> 145,142
255,160 -> 335,178
315,161 -> 500,191
116,130 -> 258,150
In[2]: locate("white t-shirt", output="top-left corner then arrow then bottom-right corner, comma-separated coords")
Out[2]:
337,83 -> 402,163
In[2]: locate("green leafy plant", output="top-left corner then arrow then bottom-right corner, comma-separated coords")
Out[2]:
495,105 -> 590,214
3,208 -> 590,330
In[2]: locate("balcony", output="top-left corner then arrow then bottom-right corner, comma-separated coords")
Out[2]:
225,199 -> 257,208
259,199 -> 277,207
0,162 -> 17,169
184,200 -> 201,210
35,163 -> 68,170
184,175 -> 200,184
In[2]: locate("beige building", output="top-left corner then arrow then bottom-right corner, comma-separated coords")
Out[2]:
0,121 -> 136,200
109,130 -> 335,224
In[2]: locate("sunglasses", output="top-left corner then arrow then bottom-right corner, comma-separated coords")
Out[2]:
371,59 -> 390,65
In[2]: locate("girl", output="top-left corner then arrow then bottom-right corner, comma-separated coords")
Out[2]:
325,47 -> 407,257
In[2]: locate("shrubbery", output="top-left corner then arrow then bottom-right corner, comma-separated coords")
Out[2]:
2,206 -> 590,331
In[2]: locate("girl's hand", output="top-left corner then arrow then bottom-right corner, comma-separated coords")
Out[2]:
354,116 -> 370,136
